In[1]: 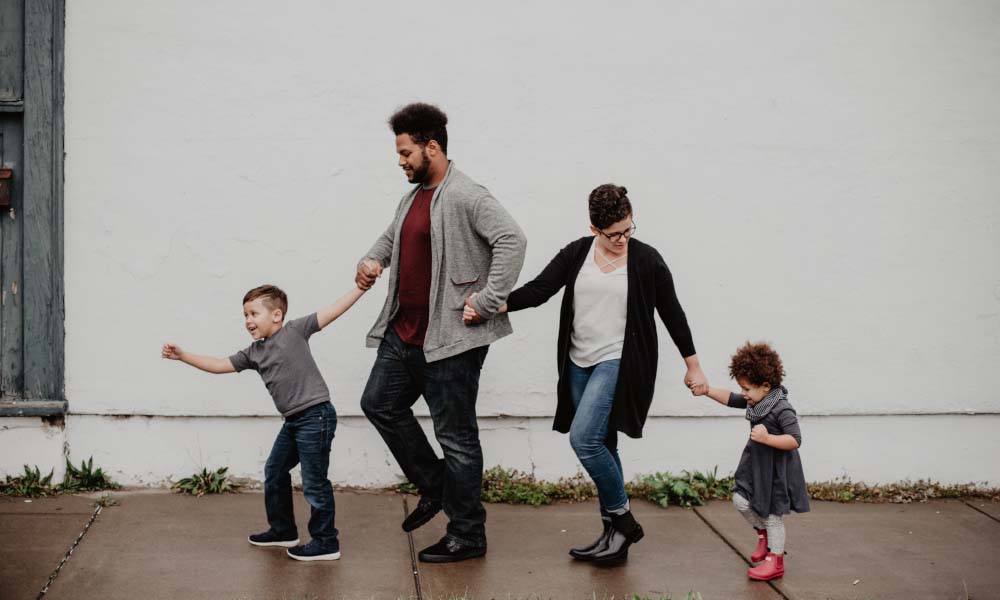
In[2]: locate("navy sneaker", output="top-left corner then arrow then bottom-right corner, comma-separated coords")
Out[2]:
248,529 -> 299,548
287,539 -> 341,561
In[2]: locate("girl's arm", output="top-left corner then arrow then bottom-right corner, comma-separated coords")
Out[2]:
702,386 -> 735,406
750,408 -> 802,450
752,407 -> 803,450
750,425 -> 800,450
316,286 -> 366,330
162,344 -> 236,374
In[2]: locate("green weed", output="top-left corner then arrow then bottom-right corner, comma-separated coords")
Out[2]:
626,468 -> 734,508
171,467 -> 240,496
0,465 -> 57,497
60,456 -> 120,493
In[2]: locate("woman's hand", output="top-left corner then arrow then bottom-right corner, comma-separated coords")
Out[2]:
684,364 -> 708,396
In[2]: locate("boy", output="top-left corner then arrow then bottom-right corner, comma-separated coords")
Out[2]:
162,284 -> 365,561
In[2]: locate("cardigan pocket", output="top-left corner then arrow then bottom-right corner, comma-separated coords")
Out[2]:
448,273 -> 481,309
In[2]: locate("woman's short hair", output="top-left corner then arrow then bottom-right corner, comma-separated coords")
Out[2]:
588,184 -> 632,230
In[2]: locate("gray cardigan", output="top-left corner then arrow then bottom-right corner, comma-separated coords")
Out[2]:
360,162 -> 527,362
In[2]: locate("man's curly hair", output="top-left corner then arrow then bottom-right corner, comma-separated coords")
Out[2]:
729,342 -> 785,387
388,102 -> 449,154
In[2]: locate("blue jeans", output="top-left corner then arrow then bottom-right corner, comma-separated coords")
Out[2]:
264,401 -> 338,548
361,328 -> 489,546
567,359 -> 628,514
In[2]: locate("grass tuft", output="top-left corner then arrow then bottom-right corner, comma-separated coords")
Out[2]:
171,467 -> 241,497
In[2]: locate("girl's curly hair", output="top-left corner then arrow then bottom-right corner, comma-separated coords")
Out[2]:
588,184 -> 632,230
729,342 -> 785,387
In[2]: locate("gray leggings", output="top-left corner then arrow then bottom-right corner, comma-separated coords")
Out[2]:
732,492 -> 785,554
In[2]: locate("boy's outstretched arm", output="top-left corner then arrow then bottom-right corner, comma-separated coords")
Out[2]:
316,286 -> 366,330
162,343 -> 236,374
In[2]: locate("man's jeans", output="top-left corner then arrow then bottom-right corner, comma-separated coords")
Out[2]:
567,359 -> 628,514
264,401 -> 338,547
361,328 -> 488,546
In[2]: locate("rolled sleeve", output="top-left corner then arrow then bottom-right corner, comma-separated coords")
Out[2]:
727,392 -> 748,409
469,193 -> 527,319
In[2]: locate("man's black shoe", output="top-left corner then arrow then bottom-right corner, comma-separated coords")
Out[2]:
402,496 -> 442,532
417,536 -> 487,563
248,529 -> 299,548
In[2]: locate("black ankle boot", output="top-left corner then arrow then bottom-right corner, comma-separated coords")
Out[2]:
569,517 -> 612,561
591,510 -> 644,563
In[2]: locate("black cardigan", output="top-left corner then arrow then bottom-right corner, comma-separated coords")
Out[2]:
506,236 -> 696,438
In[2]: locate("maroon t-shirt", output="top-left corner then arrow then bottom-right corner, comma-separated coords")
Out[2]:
392,187 -> 435,345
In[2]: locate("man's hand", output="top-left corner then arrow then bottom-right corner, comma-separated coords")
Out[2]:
750,424 -> 770,444
356,260 -> 383,291
161,343 -> 183,360
684,365 -> 708,396
463,294 -> 484,325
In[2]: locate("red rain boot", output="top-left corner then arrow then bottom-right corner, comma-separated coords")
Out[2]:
747,552 -> 784,581
751,529 -> 768,563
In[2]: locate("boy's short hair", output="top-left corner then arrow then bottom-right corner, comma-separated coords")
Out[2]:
729,341 -> 785,387
589,184 -> 633,230
389,102 -> 449,154
243,285 -> 288,320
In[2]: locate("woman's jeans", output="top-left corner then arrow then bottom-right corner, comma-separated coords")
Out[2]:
264,401 -> 338,547
567,359 -> 628,514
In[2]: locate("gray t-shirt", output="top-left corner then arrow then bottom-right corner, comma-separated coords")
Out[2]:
229,313 -> 331,417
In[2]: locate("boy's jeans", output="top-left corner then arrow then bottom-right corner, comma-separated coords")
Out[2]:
567,359 -> 628,514
361,328 -> 488,547
264,401 -> 338,547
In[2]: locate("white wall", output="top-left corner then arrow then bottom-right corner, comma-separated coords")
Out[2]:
5,0 -> 1000,486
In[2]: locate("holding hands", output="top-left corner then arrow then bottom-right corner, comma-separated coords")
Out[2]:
462,292 -> 507,326
356,260 -> 383,291
463,296 -> 484,325
684,365 -> 709,396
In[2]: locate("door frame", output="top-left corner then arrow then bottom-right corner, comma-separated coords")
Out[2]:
0,0 -> 65,417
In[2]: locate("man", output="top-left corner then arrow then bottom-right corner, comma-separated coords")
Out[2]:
357,103 -> 526,562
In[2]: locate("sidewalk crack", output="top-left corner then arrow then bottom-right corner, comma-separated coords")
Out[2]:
963,501 -> 1000,525
36,504 -> 103,599
692,506 -> 793,600
403,496 -> 423,600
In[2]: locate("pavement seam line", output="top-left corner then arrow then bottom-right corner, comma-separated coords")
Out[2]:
963,500 -> 1000,525
403,495 -> 423,600
691,506 -> 794,600
36,504 -> 103,599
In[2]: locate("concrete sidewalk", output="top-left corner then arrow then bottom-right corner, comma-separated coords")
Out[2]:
2,491 -> 998,600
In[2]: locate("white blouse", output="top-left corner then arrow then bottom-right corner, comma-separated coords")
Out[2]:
569,237 -> 628,368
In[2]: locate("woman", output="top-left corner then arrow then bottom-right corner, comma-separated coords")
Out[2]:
465,184 -> 707,563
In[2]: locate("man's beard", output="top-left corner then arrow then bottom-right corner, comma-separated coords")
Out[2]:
408,147 -> 431,184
